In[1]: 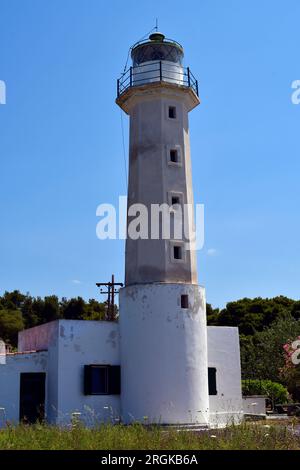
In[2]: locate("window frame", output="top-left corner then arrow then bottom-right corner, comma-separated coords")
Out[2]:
166,145 -> 182,167
168,191 -> 184,210
165,103 -> 179,122
84,364 -> 121,396
170,240 -> 186,263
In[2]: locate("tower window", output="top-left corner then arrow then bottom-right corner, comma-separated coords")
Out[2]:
171,196 -> 180,206
170,149 -> 179,163
171,241 -> 185,263
167,145 -> 182,166
168,106 -> 177,119
84,365 -> 121,395
168,191 -> 183,210
181,294 -> 189,309
208,367 -> 217,395
173,245 -> 182,260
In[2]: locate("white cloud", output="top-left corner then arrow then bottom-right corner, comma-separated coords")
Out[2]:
207,248 -> 218,256
71,279 -> 81,285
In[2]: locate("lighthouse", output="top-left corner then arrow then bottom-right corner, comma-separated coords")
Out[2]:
117,32 -> 209,426
0,31 -> 243,430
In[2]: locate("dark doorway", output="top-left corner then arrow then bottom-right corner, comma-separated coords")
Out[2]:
19,373 -> 46,424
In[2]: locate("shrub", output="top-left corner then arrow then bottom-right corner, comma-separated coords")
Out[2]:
242,379 -> 289,404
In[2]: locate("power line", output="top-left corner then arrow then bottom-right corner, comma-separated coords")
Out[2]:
96,274 -> 123,321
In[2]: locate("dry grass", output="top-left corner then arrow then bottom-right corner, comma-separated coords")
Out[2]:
0,420 -> 299,450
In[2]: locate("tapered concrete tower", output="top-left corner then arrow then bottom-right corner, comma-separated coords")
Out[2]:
117,32 -> 209,425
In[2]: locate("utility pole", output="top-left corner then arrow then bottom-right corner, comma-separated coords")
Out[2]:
96,275 -> 123,321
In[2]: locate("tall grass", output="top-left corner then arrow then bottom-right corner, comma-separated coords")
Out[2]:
0,422 -> 299,450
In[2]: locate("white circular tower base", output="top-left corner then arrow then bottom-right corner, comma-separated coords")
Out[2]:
119,283 -> 209,425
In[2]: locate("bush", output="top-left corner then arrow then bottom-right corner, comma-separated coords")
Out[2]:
0,309 -> 24,346
242,379 -> 289,404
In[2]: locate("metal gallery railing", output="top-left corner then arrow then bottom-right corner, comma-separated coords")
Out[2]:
117,61 -> 199,98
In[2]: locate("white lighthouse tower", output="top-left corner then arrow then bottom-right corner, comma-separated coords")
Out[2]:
117,32 -> 209,426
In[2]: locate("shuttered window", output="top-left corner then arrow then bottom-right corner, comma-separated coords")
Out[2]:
84,365 -> 121,395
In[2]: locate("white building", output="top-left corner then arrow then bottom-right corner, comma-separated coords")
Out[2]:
0,320 -> 242,428
0,32 -> 243,428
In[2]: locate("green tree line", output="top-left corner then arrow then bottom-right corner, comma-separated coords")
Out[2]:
1,291 -> 299,399
207,296 -> 300,335
0,290 -> 108,347
207,296 -> 300,400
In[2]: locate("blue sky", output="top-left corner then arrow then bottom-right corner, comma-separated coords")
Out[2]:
0,0 -> 299,308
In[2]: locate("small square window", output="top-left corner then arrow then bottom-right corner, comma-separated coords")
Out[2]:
171,196 -> 180,206
170,149 -> 179,163
173,245 -> 182,260
181,294 -> 189,309
170,241 -> 185,263
168,106 -> 176,119
167,145 -> 182,166
168,191 -> 183,210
